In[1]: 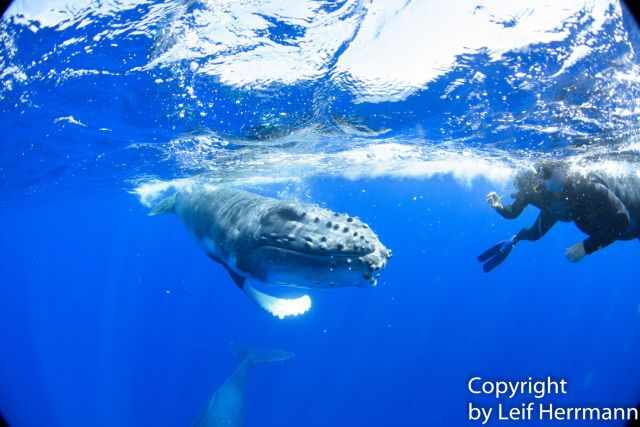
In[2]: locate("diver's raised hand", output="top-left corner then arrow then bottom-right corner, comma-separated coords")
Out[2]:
486,192 -> 503,209
565,242 -> 586,263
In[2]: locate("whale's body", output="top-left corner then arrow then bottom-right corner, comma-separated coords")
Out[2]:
150,187 -> 391,317
194,347 -> 293,427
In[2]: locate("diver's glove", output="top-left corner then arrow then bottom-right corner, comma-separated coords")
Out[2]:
478,236 -> 517,273
565,242 -> 586,263
486,192 -> 504,210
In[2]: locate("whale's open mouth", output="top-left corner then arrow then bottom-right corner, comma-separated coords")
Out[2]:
248,240 -> 390,287
255,244 -> 374,259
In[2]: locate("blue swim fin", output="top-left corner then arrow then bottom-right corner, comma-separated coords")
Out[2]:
478,240 -> 514,273
478,241 -> 504,263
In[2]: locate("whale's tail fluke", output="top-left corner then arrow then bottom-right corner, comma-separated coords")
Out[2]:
232,344 -> 294,366
148,194 -> 177,216
244,283 -> 312,319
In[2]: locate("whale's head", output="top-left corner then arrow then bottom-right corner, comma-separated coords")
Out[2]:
239,201 -> 391,288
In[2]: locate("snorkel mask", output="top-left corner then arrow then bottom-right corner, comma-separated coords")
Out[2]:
534,162 -> 565,194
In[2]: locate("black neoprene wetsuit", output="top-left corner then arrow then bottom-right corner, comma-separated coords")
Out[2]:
496,172 -> 640,255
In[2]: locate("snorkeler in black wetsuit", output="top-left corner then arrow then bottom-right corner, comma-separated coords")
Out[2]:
478,161 -> 640,272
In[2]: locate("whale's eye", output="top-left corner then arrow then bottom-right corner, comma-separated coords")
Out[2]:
266,205 -> 305,222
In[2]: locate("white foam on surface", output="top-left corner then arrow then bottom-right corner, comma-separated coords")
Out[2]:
552,45 -> 592,78
568,158 -> 640,179
142,0 -> 363,88
131,177 -> 197,208
333,143 -> 516,184
133,0 -> 620,102
131,128 -> 640,211
6,0 -> 150,29
130,136 -> 523,211
334,0 -> 618,103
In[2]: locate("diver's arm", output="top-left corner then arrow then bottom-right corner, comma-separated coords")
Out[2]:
582,234 -> 618,255
513,211 -> 557,243
488,192 -> 528,219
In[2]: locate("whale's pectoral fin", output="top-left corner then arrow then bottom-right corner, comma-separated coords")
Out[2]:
243,284 -> 311,319
207,254 -> 247,288
228,270 -> 246,288
205,253 -> 310,318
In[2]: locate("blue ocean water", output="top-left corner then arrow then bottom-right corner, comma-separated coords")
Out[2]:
2,1 -> 640,426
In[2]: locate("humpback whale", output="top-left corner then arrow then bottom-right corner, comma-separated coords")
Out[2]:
150,186 -> 391,318
194,346 -> 293,427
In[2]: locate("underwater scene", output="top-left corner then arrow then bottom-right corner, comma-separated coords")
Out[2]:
2,1 -> 640,426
